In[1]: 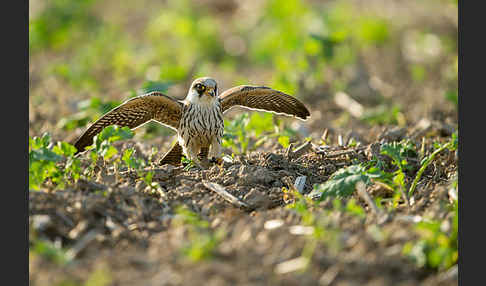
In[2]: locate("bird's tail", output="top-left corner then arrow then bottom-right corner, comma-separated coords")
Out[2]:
158,141 -> 183,166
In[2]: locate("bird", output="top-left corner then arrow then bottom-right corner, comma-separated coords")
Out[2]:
73,77 -> 310,168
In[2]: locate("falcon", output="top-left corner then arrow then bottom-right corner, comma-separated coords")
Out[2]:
73,77 -> 310,168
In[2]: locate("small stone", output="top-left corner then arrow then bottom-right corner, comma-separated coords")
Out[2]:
31,215 -> 51,231
379,127 -> 406,142
264,219 -> 284,230
238,166 -> 276,186
243,188 -> 270,209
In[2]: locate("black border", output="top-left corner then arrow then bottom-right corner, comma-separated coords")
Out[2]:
6,0 -> 29,285
458,0 -> 478,285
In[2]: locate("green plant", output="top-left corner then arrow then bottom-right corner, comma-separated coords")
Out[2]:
89,126 -> 134,160
173,206 -> 224,262
379,140 -> 419,205
402,135 -> 458,271
120,147 -> 163,191
403,203 -> 458,271
222,113 -> 250,154
181,156 -> 196,171
29,0 -> 99,53
29,133 -> 81,190
361,105 -> 406,126
444,90 -> 458,106
409,132 -> 458,197
222,112 -> 297,154
141,171 -> 160,191
57,97 -> 122,131
330,197 -> 366,220
307,164 -> 383,201
81,125 -> 135,178
278,135 -> 291,148
307,140 -> 421,208
121,148 -> 145,171
31,238 -> 71,265
29,134 -> 63,190
410,64 -> 427,83
286,189 -> 342,267
53,141 -> 82,182
344,198 -> 366,219
83,266 -> 113,286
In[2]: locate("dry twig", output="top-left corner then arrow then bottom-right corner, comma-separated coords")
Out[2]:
202,181 -> 249,209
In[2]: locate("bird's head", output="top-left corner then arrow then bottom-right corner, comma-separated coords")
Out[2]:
186,77 -> 218,105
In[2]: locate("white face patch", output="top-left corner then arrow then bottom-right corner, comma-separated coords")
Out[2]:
185,77 -> 219,105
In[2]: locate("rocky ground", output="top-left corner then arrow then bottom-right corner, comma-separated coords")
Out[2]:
29,119 -> 458,285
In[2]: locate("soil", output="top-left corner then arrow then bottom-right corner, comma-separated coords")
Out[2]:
29,124 -> 458,286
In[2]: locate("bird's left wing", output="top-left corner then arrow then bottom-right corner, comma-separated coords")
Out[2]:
74,91 -> 183,154
219,86 -> 310,120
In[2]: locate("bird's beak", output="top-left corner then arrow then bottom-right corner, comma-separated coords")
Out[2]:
207,88 -> 215,97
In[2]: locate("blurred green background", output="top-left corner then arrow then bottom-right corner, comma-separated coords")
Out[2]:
29,0 -> 457,144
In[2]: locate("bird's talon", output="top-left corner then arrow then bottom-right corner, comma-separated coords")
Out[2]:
209,157 -> 223,165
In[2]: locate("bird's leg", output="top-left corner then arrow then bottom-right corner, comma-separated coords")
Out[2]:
208,138 -> 223,165
198,146 -> 211,169
185,144 -> 209,169
198,146 -> 209,161
182,145 -> 197,165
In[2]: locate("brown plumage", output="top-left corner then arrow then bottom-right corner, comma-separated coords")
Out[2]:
158,141 -> 184,166
220,85 -> 310,120
74,92 -> 182,155
73,77 -> 310,168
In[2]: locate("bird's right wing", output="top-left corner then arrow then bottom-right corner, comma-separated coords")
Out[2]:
74,91 -> 183,154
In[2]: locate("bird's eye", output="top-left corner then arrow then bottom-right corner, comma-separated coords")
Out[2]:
195,83 -> 205,92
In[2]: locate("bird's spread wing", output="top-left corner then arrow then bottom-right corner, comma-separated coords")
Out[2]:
74,92 -> 183,154
219,86 -> 310,120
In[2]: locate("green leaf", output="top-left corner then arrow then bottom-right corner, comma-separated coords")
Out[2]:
97,125 -> 134,144
361,105 -> 402,125
121,148 -> 145,170
32,239 -> 70,265
409,134 -> 457,196
449,132 -> 458,151
278,136 -> 290,148
30,133 -> 52,150
122,148 -> 135,168
346,198 -> 365,218
357,17 -> 389,46
102,145 -> 118,160
444,90 -> 458,106
30,148 -> 63,163
246,113 -> 274,136
380,141 -> 417,171
308,165 -> 373,201
52,141 -> 77,157
122,148 -> 134,162
144,171 -> 154,185
91,126 -> 135,158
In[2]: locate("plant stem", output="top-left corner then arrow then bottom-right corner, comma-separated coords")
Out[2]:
408,141 -> 452,197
